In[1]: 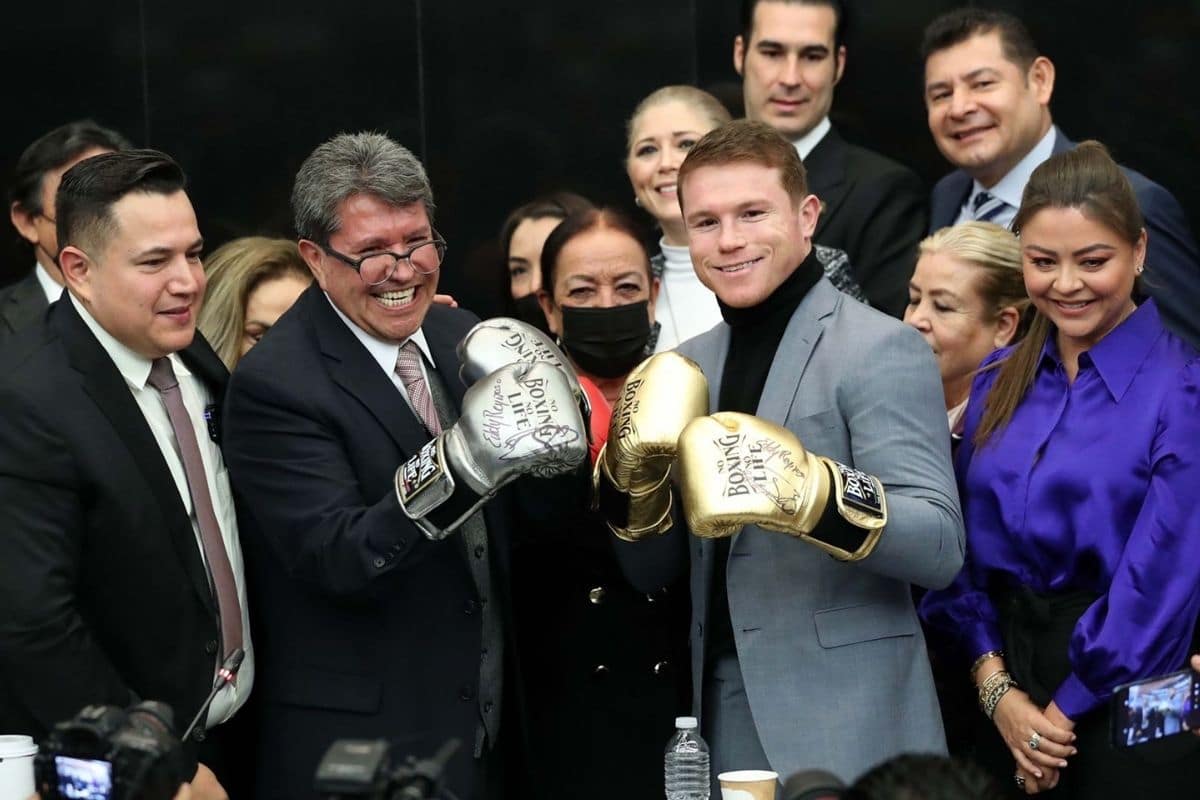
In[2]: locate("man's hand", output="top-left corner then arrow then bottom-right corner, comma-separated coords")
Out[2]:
433,293 -> 458,308
189,763 -> 226,800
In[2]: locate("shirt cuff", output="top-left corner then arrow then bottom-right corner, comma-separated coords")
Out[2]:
1053,671 -> 1105,720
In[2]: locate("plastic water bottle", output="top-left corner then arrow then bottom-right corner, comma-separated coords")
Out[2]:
664,715 -> 710,800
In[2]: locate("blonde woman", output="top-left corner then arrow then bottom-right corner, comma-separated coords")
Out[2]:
198,237 -> 311,369
904,221 -> 1030,435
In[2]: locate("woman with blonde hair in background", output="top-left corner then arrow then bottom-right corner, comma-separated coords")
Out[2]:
625,85 -> 730,351
198,236 -> 311,369
904,221 -> 1030,438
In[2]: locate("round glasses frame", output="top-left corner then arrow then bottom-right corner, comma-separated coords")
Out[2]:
320,233 -> 447,286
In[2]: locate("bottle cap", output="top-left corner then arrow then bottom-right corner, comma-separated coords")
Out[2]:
675,716 -> 698,729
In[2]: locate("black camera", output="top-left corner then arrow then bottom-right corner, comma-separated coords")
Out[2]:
34,701 -> 190,800
315,737 -> 460,800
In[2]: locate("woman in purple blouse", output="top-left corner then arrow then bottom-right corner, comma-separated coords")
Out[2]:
920,142 -> 1200,797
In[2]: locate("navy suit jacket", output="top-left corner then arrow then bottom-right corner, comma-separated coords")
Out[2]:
930,130 -> 1200,347
805,126 -> 929,318
0,271 -> 50,346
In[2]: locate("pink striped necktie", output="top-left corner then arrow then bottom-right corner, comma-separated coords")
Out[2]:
395,341 -> 442,434
146,357 -> 243,666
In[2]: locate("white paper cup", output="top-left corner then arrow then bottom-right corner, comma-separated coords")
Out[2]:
0,734 -> 37,800
719,769 -> 779,800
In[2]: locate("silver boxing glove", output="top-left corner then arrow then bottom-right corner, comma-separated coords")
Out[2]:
457,317 -> 591,432
395,360 -> 587,539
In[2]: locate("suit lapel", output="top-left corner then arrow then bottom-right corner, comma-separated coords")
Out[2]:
52,299 -> 215,613
803,129 -> 847,242
756,279 -> 838,424
931,171 -> 971,231
421,304 -> 468,414
306,286 -> 432,458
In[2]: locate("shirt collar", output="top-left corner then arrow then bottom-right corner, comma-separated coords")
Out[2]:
34,262 -> 62,304
1039,299 -> 1163,401
972,125 -> 1058,210
324,292 -> 434,376
657,238 -> 693,274
67,291 -> 194,389
791,116 -> 832,161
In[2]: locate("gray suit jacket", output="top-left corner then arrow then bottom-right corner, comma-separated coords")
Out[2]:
0,272 -> 50,345
673,278 -> 964,782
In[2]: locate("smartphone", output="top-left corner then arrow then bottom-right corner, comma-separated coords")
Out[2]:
1110,667 -> 1200,748
53,755 -> 114,800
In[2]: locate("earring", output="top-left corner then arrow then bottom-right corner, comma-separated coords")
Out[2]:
1135,263 -> 1144,275
634,196 -> 642,208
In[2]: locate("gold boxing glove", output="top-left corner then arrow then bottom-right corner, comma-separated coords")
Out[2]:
593,352 -> 708,541
678,412 -> 887,560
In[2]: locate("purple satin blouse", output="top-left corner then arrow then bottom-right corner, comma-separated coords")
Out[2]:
920,300 -> 1200,719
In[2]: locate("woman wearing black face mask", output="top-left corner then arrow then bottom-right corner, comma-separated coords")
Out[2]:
509,206 -> 690,800
498,192 -> 593,335
536,206 -> 662,404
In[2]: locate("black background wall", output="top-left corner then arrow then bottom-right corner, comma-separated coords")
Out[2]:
4,1 -> 1197,319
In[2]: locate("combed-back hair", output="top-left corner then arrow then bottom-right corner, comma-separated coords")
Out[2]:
291,132 -> 433,243
740,0 -> 848,51
920,8 -> 1041,70
9,120 -> 131,214
55,149 -> 186,255
539,206 -> 651,300
677,119 -> 809,211
625,85 -> 732,156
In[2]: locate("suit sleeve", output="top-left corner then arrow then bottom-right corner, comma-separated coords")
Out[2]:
1138,182 -> 1200,349
223,363 -> 436,598
837,324 -> 965,589
850,166 -> 928,318
0,386 -> 135,731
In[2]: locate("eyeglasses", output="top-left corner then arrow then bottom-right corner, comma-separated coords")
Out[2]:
320,233 -> 447,286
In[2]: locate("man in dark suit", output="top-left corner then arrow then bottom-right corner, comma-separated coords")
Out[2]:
0,151 -> 251,799
223,132 -> 584,800
922,8 -> 1200,346
2,121 -> 130,343
734,0 -> 927,317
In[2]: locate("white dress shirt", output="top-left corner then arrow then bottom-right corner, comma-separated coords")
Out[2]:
324,293 -> 436,414
34,263 -> 61,304
791,116 -> 833,161
69,293 -> 254,727
955,126 -> 1057,229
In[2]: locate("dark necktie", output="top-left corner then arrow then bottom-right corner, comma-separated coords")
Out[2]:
147,357 -> 243,664
972,190 -> 1010,224
395,341 -> 442,434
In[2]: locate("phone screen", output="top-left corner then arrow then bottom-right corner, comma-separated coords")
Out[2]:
1111,668 -> 1200,748
54,755 -> 114,800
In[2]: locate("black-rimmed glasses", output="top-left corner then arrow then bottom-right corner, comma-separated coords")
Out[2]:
320,233 -> 447,285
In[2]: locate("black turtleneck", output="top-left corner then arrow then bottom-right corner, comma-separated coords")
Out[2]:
707,248 -> 823,664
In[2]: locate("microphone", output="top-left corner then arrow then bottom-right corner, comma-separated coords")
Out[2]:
782,768 -> 846,800
181,647 -> 244,742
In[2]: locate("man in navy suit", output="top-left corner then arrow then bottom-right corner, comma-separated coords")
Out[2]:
921,8 -> 1200,346
735,0 -> 927,317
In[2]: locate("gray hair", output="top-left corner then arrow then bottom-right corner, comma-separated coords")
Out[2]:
291,132 -> 435,242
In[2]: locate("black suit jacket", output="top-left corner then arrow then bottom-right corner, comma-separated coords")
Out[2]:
930,129 -> 1200,347
804,126 -> 929,317
0,270 -> 50,345
0,297 -> 228,747
223,285 -> 521,800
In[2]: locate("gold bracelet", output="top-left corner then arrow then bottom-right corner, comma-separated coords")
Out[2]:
970,650 -> 1005,679
978,671 -> 1018,719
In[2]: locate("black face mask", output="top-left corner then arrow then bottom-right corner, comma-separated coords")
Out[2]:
559,301 -> 651,379
511,293 -> 551,335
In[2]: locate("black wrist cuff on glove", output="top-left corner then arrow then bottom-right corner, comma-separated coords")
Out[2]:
395,438 -> 484,539
811,463 -> 872,555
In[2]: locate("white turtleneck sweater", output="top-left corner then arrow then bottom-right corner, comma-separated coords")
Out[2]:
652,239 -> 723,352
